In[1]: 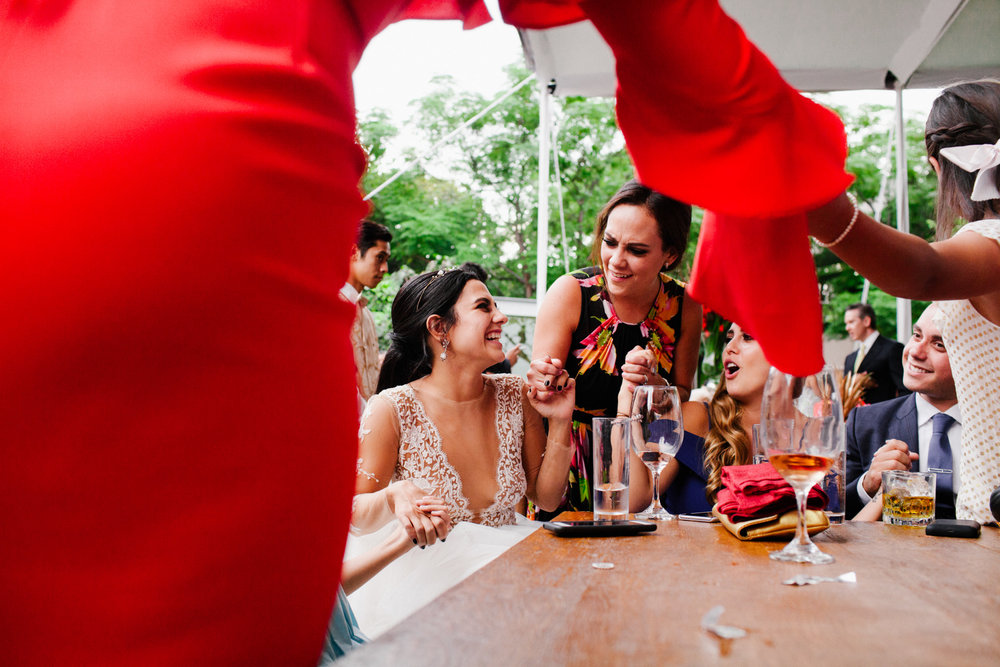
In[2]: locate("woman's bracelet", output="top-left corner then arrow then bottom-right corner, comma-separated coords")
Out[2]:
814,192 -> 858,249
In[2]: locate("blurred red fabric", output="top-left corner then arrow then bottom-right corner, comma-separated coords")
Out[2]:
1,0 -> 849,664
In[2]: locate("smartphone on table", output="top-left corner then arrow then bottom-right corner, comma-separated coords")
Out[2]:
677,511 -> 719,523
543,520 -> 657,537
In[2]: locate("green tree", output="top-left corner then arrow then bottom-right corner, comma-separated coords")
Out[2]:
812,101 -> 937,338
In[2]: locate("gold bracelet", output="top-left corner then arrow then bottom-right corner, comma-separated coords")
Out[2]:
814,192 -> 858,249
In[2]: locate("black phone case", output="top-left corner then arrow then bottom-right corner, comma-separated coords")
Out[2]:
542,520 -> 657,537
925,519 -> 981,538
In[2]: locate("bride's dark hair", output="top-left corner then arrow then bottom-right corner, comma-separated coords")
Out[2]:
376,263 -> 487,393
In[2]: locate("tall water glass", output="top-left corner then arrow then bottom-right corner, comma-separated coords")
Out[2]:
592,417 -> 630,521
762,366 -> 845,564
630,385 -> 683,521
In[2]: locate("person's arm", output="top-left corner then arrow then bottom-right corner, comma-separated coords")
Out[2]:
852,492 -> 884,522
526,275 -> 580,401
352,397 -> 449,545
523,379 -> 576,512
341,489 -> 452,594
808,193 -> 1000,302
340,524 -> 413,595
670,293 -> 702,401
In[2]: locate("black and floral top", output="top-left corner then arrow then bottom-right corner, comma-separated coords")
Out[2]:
536,266 -> 687,520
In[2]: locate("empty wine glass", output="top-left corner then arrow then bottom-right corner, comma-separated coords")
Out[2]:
762,366 -> 844,564
629,384 -> 683,520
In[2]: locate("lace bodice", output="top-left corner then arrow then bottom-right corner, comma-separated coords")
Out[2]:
369,374 -> 527,528
936,219 -> 1000,523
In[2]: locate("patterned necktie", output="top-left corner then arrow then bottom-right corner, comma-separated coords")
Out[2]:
853,343 -> 866,373
927,412 -> 956,519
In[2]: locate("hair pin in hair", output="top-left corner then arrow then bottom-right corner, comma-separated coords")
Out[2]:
415,267 -> 457,310
939,138 -> 1000,201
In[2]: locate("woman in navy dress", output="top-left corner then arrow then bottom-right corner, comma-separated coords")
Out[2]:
624,323 -> 769,514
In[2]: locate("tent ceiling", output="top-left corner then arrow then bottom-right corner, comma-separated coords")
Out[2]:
519,0 -> 1000,96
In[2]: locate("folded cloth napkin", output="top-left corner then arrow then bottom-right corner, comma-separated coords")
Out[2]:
716,462 -> 827,522
712,505 -> 830,541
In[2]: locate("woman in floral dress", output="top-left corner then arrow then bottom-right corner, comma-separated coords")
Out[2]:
527,181 -> 702,518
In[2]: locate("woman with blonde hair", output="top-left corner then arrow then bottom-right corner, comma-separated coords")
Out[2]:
625,323 -> 767,514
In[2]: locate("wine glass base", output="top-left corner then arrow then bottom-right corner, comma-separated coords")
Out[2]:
635,509 -> 675,521
769,541 -> 835,565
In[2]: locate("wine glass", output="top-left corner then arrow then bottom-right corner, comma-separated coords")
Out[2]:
762,366 -> 844,564
629,384 -> 683,520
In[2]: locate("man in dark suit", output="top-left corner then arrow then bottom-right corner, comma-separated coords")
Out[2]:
845,305 -> 962,519
843,302 -> 909,404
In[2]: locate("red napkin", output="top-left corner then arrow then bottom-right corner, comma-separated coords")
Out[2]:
716,462 -> 828,522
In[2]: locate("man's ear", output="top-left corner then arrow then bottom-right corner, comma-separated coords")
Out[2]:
350,245 -> 361,262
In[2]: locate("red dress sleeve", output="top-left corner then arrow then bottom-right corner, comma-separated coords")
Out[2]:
503,0 -> 853,374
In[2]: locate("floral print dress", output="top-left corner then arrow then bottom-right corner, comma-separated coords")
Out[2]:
535,266 -> 687,520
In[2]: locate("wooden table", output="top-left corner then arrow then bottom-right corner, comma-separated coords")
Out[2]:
341,514 -> 1000,666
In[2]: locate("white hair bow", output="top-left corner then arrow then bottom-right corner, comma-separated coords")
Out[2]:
939,138 -> 1000,201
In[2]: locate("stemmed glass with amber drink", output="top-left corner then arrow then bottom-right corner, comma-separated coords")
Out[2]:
762,366 -> 845,564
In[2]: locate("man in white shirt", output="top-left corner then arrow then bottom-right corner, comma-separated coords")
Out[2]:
341,221 -> 391,403
845,304 -> 961,519
843,302 -> 908,404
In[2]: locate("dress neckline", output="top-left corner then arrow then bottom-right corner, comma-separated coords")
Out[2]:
402,377 -> 506,522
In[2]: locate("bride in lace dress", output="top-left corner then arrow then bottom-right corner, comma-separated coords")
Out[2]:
346,264 -> 577,637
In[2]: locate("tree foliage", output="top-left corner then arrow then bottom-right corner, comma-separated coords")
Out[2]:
357,72 -> 937,377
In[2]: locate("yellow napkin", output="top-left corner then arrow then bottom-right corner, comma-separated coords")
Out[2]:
712,504 -> 830,541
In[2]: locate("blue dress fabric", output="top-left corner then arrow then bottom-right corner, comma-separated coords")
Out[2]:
318,587 -> 367,665
660,429 -> 713,515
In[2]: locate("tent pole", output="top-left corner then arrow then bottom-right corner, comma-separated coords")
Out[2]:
893,84 -> 912,341
536,81 -> 552,305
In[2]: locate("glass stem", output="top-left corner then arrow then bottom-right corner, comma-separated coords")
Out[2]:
650,469 -> 661,511
794,484 -> 810,546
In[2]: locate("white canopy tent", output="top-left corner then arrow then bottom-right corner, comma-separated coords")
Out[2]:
521,0 -> 1000,341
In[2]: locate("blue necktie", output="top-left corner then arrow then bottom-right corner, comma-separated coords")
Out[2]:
927,413 -> 956,519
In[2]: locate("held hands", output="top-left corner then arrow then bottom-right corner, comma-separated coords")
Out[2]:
526,355 -> 571,404
861,439 -> 920,496
386,480 -> 451,548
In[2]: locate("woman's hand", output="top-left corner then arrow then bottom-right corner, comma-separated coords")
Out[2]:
617,346 -> 660,415
526,355 -> 570,404
527,376 -> 576,423
386,481 -> 451,547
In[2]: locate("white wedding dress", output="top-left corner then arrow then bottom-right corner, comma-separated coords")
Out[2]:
347,375 -> 541,638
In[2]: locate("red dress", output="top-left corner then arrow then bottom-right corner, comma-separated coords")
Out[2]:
0,1 -> 847,664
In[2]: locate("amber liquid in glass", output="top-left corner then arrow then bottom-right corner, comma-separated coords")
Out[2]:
769,453 -> 833,487
883,492 -> 934,523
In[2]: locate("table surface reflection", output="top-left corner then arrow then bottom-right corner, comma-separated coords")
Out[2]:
340,513 -> 1000,666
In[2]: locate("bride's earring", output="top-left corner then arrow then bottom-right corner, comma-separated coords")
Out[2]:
439,337 -> 449,361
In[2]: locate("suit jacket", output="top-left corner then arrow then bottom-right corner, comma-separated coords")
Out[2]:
844,333 -> 909,404
845,394 -> 955,520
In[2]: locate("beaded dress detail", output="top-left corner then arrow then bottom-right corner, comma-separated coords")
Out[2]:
375,374 -> 526,527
